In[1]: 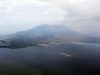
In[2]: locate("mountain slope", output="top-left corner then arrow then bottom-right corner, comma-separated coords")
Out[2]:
0,24 -> 100,49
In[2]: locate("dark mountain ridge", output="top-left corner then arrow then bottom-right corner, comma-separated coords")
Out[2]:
0,24 -> 100,49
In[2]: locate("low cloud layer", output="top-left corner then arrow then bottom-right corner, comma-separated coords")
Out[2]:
41,0 -> 100,37
0,0 -> 100,37
0,0 -> 66,35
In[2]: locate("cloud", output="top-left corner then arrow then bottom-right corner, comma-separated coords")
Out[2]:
41,0 -> 100,37
0,0 -> 66,35
0,0 -> 100,37
41,0 -> 100,17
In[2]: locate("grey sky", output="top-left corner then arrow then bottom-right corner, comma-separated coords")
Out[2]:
41,0 -> 100,37
0,0 -> 66,35
0,0 -> 100,37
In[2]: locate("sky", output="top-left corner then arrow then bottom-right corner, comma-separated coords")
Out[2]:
41,0 -> 100,37
0,0 -> 66,35
0,0 -> 100,37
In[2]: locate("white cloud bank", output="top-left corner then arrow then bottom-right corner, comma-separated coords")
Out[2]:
41,0 -> 100,37
0,0 -> 66,35
0,0 -> 100,37
42,0 -> 100,17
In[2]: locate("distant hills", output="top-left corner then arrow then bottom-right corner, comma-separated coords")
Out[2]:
0,24 -> 100,49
